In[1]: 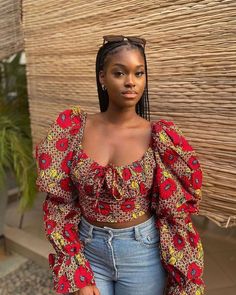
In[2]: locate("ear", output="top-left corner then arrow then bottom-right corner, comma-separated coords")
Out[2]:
99,70 -> 105,86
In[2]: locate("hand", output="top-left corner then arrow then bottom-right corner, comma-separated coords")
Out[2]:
70,285 -> 100,295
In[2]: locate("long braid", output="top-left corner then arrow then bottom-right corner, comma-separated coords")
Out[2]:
95,40 -> 151,121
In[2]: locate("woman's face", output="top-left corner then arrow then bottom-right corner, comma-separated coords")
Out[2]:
99,46 -> 146,109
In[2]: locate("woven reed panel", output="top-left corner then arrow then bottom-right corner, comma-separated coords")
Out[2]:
22,0 -> 236,227
0,0 -> 24,60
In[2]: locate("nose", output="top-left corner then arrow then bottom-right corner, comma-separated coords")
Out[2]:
125,74 -> 135,87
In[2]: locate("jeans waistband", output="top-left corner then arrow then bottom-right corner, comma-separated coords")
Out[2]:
79,215 -> 157,238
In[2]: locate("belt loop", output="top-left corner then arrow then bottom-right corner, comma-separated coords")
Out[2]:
88,224 -> 94,239
134,225 -> 141,241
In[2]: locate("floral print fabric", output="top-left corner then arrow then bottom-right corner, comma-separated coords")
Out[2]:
35,105 -> 205,294
151,120 -> 205,294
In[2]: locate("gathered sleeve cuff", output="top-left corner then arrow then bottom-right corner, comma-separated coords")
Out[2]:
151,119 -> 205,295
35,106 -> 95,294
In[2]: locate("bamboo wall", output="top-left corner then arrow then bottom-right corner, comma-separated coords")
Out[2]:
0,0 -> 24,60
22,0 -> 236,227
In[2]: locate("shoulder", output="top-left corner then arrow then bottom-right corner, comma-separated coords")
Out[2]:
152,119 -> 194,152
53,105 -> 84,130
43,105 -> 85,139
35,105 -> 85,155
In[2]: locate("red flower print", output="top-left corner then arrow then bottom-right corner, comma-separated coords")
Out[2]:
56,110 -> 73,129
133,163 -> 143,173
61,152 -> 74,174
45,220 -> 57,235
188,155 -> 200,170
78,152 -> 88,160
160,178 -> 177,199
74,265 -> 93,288
94,201 -> 111,216
191,169 -> 202,189
84,184 -> 93,194
57,275 -> 70,293
65,209 -> 79,220
64,223 -> 78,242
160,119 -> 175,128
165,264 -> 183,284
112,187 -> 121,199
139,182 -> 147,195
153,122 -> 162,133
122,168 -> 132,181
90,163 -> 105,178
188,231 -> 200,248
163,149 -> 178,165
185,215 -> 191,224
156,165 -> 163,182
187,262 -> 202,280
180,136 -> 193,151
181,175 -> 191,188
64,243 -> 81,256
158,207 -> 171,219
181,186 -> 193,202
173,233 -> 185,250
69,125 -> 80,136
48,253 -> 55,267
38,153 -> 52,170
71,114 -> 81,125
120,199 -> 135,212
56,138 -> 69,151
60,177 -> 73,191
165,128 -> 181,145
65,256 -> 71,266
53,265 -> 60,277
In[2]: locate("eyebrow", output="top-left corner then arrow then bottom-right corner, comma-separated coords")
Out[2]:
111,63 -> 145,69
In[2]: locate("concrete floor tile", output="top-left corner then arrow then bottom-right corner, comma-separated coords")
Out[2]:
207,286 -> 236,295
0,252 -> 28,277
202,234 -> 236,253
203,251 -> 235,290
211,249 -> 236,284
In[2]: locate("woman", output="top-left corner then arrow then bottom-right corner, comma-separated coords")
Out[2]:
36,35 -> 205,295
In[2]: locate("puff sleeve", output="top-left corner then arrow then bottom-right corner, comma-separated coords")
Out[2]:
35,107 -> 95,294
151,119 -> 205,295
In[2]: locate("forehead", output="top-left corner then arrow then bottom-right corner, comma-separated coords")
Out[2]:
105,46 -> 145,68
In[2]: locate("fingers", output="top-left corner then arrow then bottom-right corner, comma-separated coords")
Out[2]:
93,286 -> 100,295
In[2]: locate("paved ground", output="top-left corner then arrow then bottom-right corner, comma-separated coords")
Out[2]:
0,260 -> 55,295
0,246 -> 56,295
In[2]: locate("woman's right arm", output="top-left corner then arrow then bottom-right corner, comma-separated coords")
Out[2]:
36,107 -> 97,294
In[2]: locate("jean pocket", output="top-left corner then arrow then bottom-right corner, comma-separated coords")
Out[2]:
135,226 -> 160,249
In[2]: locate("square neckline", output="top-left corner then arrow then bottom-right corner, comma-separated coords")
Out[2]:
78,109 -> 154,169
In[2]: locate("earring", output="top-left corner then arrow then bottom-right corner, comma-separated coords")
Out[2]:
102,85 -> 107,91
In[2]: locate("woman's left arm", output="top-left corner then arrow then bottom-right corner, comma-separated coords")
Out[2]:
151,120 -> 205,295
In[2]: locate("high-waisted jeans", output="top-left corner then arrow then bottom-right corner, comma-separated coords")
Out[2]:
78,215 -> 167,295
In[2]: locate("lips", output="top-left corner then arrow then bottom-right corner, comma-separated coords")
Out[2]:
121,90 -> 138,99
122,90 -> 137,94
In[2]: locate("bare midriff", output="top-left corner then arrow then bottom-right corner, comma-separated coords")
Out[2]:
83,211 -> 153,229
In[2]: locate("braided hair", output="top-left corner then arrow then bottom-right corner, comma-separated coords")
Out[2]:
95,40 -> 150,121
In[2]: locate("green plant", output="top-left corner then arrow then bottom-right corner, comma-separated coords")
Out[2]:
0,52 -> 37,211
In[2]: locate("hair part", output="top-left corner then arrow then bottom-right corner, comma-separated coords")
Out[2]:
95,40 -> 150,121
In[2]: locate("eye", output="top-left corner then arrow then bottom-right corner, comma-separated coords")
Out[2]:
136,71 -> 145,77
114,71 -> 124,77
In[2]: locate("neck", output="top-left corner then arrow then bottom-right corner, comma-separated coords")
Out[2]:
101,106 -> 140,127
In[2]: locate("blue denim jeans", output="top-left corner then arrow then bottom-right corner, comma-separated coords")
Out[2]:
78,215 -> 167,295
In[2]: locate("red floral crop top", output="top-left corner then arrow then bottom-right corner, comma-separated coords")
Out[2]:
35,105 -> 205,295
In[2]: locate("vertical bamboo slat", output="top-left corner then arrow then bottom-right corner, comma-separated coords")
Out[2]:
0,0 -> 24,60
